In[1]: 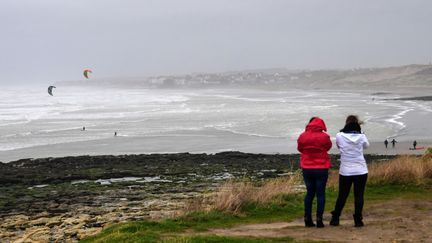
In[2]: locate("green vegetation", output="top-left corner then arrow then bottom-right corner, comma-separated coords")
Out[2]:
178,194 -> 303,231
81,182 -> 431,243
81,194 -> 305,243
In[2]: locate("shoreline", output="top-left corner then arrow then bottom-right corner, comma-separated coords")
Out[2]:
1,152 -> 403,185
1,139 -> 429,163
1,87 -> 431,164
365,141 -> 429,155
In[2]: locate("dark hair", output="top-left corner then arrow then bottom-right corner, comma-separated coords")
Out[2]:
345,115 -> 362,125
341,115 -> 362,133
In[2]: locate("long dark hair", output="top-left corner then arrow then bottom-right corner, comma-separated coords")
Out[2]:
340,115 -> 362,133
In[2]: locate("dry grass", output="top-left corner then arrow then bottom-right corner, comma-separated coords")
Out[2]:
326,170 -> 340,188
189,151 -> 432,214
368,155 -> 432,184
328,154 -> 432,187
209,172 -> 302,213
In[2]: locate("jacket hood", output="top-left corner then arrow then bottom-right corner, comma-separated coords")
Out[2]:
306,117 -> 327,132
340,132 -> 363,144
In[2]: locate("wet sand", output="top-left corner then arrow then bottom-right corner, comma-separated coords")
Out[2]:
364,141 -> 431,155
0,134 -> 429,163
0,131 -> 293,163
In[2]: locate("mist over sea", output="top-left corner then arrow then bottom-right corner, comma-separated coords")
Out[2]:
0,84 -> 431,162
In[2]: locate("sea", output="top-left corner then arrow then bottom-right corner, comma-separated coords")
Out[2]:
0,85 -> 431,162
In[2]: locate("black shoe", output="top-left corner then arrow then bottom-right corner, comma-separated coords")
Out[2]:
330,211 -> 340,226
316,218 -> 324,228
353,214 -> 364,227
304,216 -> 315,227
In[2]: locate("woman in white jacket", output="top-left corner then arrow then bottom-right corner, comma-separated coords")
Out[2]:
330,115 -> 369,227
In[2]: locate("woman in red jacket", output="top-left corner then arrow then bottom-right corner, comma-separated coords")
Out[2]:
297,117 -> 332,227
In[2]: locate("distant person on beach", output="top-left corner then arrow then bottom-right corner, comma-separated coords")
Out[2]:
330,115 -> 369,227
384,139 -> 388,149
391,139 -> 397,148
297,117 -> 332,228
114,131 -> 117,136
413,140 -> 417,150
82,126 -> 86,131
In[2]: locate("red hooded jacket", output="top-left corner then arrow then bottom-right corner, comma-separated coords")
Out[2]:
297,117 -> 332,169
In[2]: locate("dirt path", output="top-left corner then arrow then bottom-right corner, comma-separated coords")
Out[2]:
206,199 -> 432,242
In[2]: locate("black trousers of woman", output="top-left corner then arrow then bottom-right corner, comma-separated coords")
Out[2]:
333,174 -> 368,216
302,169 -> 329,219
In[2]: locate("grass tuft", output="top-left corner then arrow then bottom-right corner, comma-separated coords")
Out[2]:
367,155 -> 432,185
327,155 -> 432,187
210,172 -> 302,213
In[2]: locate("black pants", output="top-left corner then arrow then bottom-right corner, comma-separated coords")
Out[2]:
302,169 -> 328,218
333,174 -> 367,216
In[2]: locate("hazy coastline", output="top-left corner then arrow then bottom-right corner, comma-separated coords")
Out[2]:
2,64 -> 432,163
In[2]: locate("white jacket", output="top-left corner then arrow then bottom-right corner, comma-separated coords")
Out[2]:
336,132 -> 369,176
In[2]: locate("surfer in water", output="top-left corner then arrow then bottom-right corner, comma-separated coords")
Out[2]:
391,139 -> 397,148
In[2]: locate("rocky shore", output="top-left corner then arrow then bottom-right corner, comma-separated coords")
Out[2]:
0,152 -> 396,242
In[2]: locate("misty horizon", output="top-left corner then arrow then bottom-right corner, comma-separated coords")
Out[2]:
2,0 -> 432,85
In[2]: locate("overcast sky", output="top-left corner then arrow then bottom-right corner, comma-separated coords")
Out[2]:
1,0 -> 432,85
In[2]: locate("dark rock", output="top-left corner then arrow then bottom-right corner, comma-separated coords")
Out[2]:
84,222 -> 104,228
0,152 -> 398,217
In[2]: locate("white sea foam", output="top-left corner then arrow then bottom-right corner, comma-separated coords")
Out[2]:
0,86 -> 431,158
385,108 -> 412,130
209,126 -> 286,139
406,101 -> 432,113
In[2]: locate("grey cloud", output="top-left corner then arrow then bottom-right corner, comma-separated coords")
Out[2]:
1,0 -> 432,85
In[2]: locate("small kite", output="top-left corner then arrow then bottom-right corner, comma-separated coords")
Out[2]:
48,86 -> 56,96
83,69 -> 92,79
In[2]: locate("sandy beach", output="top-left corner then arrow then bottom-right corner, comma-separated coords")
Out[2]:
1,136 -> 429,163
365,141 -> 430,155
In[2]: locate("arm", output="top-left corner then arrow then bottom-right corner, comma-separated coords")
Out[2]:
335,133 -> 341,149
324,134 -> 332,151
363,135 -> 370,149
297,135 -> 304,153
